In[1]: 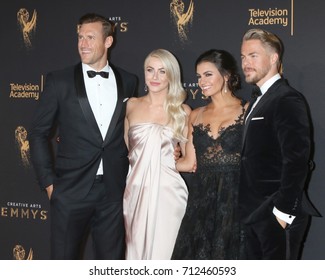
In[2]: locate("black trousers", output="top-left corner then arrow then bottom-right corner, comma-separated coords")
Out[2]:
50,180 -> 125,260
243,212 -> 310,259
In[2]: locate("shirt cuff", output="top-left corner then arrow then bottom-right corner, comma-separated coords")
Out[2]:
273,206 -> 295,224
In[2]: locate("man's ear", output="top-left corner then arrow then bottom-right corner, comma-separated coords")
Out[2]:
270,52 -> 279,66
105,36 -> 113,49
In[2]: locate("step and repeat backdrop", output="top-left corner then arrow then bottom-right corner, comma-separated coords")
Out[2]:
1,0 -> 324,259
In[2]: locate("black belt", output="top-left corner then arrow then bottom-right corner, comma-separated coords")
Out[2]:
94,175 -> 103,183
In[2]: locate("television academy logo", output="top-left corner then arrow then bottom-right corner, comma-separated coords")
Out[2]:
17,8 -> 37,48
170,0 -> 194,42
9,76 -> 44,101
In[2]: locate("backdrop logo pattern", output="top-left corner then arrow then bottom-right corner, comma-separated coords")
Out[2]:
15,126 -> 30,167
17,8 -> 37,49
170,0 -> 194,42
183,81 -> 207,100
248,7 -> 289,27
1,201 -> 48,220
9,80 -> 42,100
108,16 -> 129,33
13,245 -> 33,260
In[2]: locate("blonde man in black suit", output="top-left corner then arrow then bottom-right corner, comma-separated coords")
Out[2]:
239,28 -> 319,259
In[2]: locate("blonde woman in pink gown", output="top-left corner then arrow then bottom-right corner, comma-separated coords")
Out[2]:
123,49 -> 191,259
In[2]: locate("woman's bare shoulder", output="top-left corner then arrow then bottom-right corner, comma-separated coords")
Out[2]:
189,105 -> 206,122
182,103 -> 192,116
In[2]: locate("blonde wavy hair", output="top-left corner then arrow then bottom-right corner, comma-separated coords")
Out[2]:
144,49 -> 187,142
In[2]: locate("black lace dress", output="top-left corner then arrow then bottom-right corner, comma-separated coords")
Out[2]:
172,102 -> 246,260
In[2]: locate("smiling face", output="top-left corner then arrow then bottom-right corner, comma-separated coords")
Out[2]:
196,61 -> 225,97
78,22 -> 113,70
241,39 -> 278,87
144,56 -> 169,95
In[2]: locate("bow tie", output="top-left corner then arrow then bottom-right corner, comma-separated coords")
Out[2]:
87,70 -> 109,79
251,85 -> 262,98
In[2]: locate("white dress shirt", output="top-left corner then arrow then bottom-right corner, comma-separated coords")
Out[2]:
82,63 -> 117,175
245,74 -> 281,121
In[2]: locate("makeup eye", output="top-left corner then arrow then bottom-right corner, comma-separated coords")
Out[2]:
159,69 -> 166,75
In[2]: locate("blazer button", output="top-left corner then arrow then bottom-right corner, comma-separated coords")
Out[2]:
308,160 -> 315,170
242,156 -> 247,160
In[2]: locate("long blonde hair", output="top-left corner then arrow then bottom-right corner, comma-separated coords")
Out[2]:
144,49 -> 187,142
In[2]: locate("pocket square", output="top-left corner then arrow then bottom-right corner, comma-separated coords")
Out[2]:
123,98 -> 129,103
251,117 -> 264,120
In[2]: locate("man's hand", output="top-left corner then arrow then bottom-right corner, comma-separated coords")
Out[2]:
174,143 -> 182,161
192,160 -> 197,173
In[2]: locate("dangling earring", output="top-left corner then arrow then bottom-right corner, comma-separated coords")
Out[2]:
144,84 -> 148,92
200,88 -> 208,99
224,82 -> 228,93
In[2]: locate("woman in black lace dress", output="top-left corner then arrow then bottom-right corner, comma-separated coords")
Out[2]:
172,49 -> 248,259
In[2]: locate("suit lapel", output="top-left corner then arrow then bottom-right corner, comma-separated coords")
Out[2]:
242,93 -> 270,145
103,65 -> 125,146
74,63 -> 102,139
242,99 -> 256,148
242,79 -> 284,149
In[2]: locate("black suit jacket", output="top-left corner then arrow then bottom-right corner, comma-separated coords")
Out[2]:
30,62 -> 138,201
239,78 -> 318,224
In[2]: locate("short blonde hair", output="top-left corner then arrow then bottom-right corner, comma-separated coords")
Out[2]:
243,28 -> 283,74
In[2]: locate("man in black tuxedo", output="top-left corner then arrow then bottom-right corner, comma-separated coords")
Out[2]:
29,13 -> 137,259
239,28 -> 319,259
